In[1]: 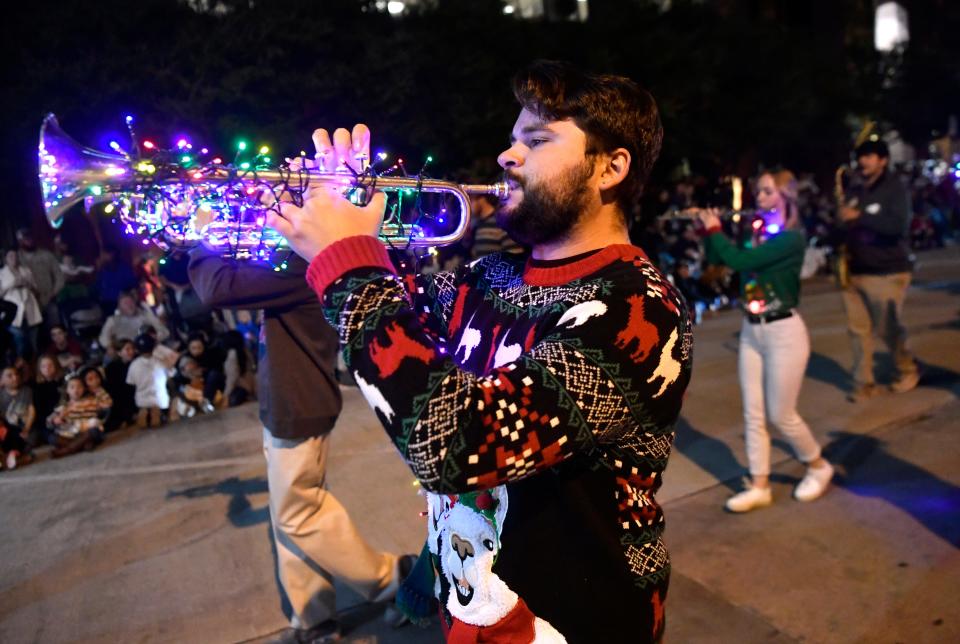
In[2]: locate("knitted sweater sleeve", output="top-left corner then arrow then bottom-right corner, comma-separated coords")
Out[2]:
705,230 -> 804,272
309,236 -> 689,494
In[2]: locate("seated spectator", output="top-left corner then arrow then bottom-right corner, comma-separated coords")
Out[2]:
48,374 -> 101,457
672,261 -> 708,324
669,224 -> 703,277
0,249 -> 43,359
221,330 -> 256,407
99,292 -> 169,356
1,416 -> 30,470
0,300 -> 17,366
0,365 -> 35,454
136,255 -> 164,312
94,246 -> 138,316
45,323 -> 86,371
33,355 -> 63,446
126,333 -> 172,428
172,355 -> 215,418
468,193 -> 524,260
186,331 -> 225,406
104,339 -> 138,432
80,366 -> 112,444
57,248 -> 96,328
140,323 -> 180,370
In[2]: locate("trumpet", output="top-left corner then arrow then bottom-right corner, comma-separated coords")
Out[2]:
38,114 -> 508,259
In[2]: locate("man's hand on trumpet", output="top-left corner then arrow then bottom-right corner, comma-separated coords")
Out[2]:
267,124 -> 386,262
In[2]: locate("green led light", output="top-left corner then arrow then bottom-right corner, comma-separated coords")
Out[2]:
238,141 -> 248,151
90,185 -> 103,196
426,155 -> 434,163
240,162 -> 251,169
181,155 -> 191,163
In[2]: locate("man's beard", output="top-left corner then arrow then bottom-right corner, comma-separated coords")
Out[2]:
496,160 -> 594,247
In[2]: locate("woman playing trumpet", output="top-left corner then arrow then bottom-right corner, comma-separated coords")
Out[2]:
696,170 -> 834,513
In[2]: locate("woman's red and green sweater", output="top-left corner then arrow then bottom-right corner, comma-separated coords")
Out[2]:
307,236 -> 692,643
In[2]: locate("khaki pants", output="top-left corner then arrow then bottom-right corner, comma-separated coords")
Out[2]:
841,272 -> 917,387
263,428 -> 396,629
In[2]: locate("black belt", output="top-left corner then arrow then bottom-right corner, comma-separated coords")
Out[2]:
745,309 -> 793,324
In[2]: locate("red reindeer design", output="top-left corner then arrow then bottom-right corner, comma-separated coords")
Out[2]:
369,322 -> 436,379
651,588 -> 665,638
615,295 -> 660,363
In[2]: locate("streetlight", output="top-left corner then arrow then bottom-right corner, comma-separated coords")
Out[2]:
874,2 -> 909,53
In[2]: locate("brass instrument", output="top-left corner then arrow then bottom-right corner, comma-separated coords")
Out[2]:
832,120 -> 875,287
658,207 -> 761,223
38,114 -> 508,258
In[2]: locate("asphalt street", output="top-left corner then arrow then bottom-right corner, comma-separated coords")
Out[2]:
1,247 -> 957,643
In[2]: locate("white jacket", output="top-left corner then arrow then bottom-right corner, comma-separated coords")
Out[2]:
0,265 -> 43,327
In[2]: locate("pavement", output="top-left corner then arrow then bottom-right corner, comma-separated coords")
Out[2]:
1,246 -> 958,644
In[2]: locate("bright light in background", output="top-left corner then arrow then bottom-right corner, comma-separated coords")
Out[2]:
387,1 -> 404,15
875,2 -> 909,52
503,4 -> 515,13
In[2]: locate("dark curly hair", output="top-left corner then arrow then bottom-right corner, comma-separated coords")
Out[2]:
512,60 -> 663,214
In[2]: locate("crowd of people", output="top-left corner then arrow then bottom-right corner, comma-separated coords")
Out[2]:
629,158 -> 960,324
0,228 -> 258,470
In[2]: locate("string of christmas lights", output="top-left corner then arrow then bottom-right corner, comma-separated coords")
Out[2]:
77,115 -> 455,274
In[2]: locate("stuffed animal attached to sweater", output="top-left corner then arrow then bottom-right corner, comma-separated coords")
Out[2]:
430,488 -> 566,644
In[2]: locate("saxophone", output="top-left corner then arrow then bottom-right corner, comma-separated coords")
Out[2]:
833,120 -> 876,289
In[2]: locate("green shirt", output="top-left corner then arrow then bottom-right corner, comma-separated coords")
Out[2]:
704,229 -> 805,315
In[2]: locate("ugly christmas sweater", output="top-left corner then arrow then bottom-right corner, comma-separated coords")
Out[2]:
307,237 -> 693,644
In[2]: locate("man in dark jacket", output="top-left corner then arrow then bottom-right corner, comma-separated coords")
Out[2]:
840,139 -> 919,401
189,250 -> 406,643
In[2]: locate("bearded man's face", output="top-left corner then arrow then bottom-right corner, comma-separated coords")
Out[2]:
496,159 -> 595,246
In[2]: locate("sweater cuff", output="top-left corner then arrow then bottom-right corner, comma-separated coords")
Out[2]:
305,235 -> 394,298
700,225 -> 722,237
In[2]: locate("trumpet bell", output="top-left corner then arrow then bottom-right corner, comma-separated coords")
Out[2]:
38,114 -> 130,228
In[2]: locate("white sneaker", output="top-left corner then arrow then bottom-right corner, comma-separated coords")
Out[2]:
794,462 -> 834,502
5,451 -> 17,470
724,480 -> 773,513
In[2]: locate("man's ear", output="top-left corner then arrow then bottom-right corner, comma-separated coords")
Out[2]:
598,148 -> 631,191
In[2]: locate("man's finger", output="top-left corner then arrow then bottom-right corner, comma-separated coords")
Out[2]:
352,124 -> 371,171
265,210 -> 294,240
313,128 -> 333,172
332,128 -> 353,174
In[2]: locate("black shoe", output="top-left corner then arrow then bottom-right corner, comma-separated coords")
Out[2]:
269,620 -> 341,644
382,553 -> 420,628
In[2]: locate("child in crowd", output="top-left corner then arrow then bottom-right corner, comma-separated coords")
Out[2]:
126,333 -> 171,428
172,355 -> 214,418
104,339 -> 138,431
48,374 -> 101,457
33,355 -> 63,446
1,417 -> 29,470
80,366 -> 112,444
221,329 -> 256,407
185,331 -> 225,407
0,365 -> 35,458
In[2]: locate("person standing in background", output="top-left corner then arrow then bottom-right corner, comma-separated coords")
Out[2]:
839,139 -> 919,402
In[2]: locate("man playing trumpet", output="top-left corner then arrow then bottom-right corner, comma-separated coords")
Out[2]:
269,61 -> 691,643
